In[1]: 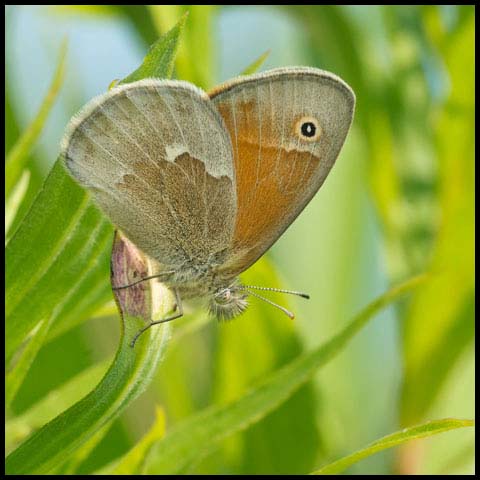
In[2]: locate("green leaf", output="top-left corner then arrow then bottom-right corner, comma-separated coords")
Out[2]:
283,7 -> 474,459
5,39 -> 67,197
311,418 -> 474,475
5,170 -> 30,238
240,50 -> 270,76
98,406 -> 166,475
6,312 -> 56,407
53,423 -> 111,475
119,11 -> 188,85
6,360 -> 109,454
142,274 -> 427,474
149,6 -> 217,88
5,60 -> 21,155
5,305 -> 171,474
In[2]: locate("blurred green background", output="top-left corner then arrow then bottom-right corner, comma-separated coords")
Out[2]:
5,5 -> 474,474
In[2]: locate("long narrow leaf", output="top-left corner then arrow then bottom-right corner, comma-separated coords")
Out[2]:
5,40 -> 67,196
148,6 -> 216,88
98,407 -> 166,475
240,50 -> 270,76
119,11 -> 187,85
53,423 -> 111,475
208,258 -> 320,474
5,360 -> 109,454
5,170 -> 30,238
311,418 -> 474,475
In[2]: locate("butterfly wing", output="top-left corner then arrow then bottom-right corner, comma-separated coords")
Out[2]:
62,79 -> 237,270
209,67 -> 355,277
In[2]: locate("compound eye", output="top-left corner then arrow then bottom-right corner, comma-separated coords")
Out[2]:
295,116 -> 322,142
216,288 -> 231,305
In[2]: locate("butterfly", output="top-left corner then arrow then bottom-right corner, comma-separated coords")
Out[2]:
61,67 -> 355,345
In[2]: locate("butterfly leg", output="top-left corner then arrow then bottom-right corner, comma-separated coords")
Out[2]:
130,288 -> 183,348
113,270 -> 176,291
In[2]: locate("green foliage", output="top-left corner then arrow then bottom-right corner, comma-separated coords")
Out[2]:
5,361 -> 109,454
142,274 -> 426,474
119,12 -> 188,85
400,6 -> 475,424
5,40 -> 67,198
203,259 -> 319,475
99,406 -> 166,474
240,50 -> 271,76
5,5 -> 474,475
5,170 -> 30,237
5,161 -> 113,403
148,5 -> 217,89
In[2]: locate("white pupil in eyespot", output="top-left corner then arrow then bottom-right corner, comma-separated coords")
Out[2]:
301,122 -> 316,137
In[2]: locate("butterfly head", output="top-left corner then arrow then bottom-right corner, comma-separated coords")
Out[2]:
209,282 -> 249,321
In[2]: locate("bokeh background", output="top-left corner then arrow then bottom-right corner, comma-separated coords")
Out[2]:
5,5 -> 474,474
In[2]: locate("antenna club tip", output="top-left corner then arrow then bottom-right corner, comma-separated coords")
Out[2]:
301,294 -> 310,300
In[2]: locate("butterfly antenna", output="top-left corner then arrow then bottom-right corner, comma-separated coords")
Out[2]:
246,289 -> 295,319
241,285 -> 310,299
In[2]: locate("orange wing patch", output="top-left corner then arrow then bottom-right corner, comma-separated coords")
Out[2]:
215,100 -> 321,275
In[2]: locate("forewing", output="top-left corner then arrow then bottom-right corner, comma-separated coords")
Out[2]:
62,79 -> 236,269
209,67 -> 355,276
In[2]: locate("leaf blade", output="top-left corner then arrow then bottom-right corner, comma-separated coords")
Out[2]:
98,406 -> 166,475
5,40 -> 67,196
119,11 -> 188,85
311,418 -> 475,475
240,50 -> 270,76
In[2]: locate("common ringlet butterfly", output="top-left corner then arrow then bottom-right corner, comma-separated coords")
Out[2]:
61,67 -> 355,345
